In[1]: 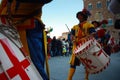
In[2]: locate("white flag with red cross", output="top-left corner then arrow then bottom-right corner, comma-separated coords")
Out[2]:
0,33 -> 43,80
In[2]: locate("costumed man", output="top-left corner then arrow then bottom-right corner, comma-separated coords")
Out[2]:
92,20 -> 107,45
0,0 -> 52,80
67,9 -> 96,80
92,20 -> 111,56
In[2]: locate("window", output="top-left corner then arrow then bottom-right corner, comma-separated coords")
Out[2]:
106,0 -> 111,7
96,1 -> 102,8
108,18 -> 113,26
88,3 -> 92,10
95,12 -> 103,21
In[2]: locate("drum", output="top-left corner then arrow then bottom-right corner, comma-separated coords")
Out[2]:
0,24 -> 43,80
74,37 -> 110,74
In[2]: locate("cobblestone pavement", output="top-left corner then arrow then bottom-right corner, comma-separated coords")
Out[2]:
48,52 -> 120,80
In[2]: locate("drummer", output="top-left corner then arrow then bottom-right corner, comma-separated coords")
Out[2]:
67,9 -> 96,80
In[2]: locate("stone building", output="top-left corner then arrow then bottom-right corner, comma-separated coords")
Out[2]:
83,0 -> 114,23
58,32 -> 69,40
83,0 -> 120,43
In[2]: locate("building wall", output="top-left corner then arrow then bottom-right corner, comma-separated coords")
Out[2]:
83,0 -> 114,22
62,32 -> 69,40
59,0 -> 120,42
83,0 -> 120,42
58,32 -> 69,40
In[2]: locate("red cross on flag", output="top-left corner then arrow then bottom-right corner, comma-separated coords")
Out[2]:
0,38 -> 30,80
0,34 -> 43,80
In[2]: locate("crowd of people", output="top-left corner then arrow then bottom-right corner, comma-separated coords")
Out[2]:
0,0 -> 120,80
46,8 -> 120,80
47,36 -> 72,57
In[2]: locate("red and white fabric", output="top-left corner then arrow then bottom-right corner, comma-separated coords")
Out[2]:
0,17 -> 43,80
74,37 -> 110,74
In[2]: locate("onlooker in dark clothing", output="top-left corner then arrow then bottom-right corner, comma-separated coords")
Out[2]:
56,39 -> 63,56
50,36 -> 58,57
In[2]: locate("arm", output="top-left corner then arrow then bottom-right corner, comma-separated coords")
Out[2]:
89,27 -> 97,38
89,27 -> 96,34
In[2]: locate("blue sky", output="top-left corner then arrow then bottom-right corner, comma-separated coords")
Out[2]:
42,0 -> 84,38
0,0 -> 84,38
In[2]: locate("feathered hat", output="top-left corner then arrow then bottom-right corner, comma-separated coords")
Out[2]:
76,8 -> 91,20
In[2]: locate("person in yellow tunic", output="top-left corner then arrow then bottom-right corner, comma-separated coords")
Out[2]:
67,9 -> 96,80
0,0 -> 52,80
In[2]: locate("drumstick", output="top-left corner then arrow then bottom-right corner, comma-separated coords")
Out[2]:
65,24 -> 71,33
